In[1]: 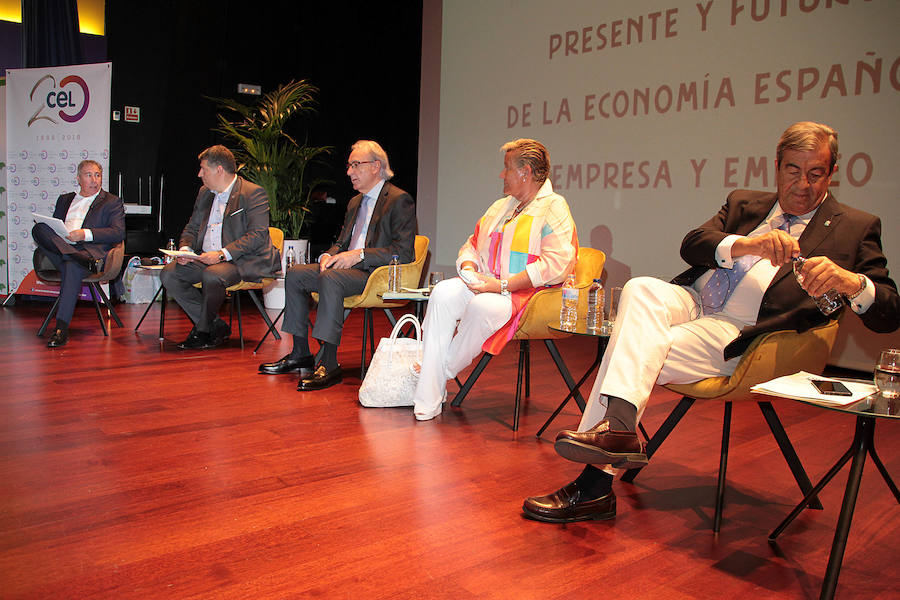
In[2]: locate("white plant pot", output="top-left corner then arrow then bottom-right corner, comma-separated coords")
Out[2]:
263,239 -> 309,310
263,277 -> 285,309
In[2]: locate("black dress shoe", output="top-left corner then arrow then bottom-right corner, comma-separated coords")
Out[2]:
177,328 -> 211,349
298,364 -> 342,391
259,354 -> 314,375
47,327 -> 69,348
554,419 -> 648,469
522,482 -> 616,523
207,319 -> 231,348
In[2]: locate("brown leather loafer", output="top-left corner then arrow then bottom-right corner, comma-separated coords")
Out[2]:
554,419 -> 648,468
522,481 -> 616,523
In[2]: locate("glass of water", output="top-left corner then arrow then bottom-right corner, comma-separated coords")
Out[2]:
875,348 -> 900,399
429,271 -> 444,289
601,286 -> 622,334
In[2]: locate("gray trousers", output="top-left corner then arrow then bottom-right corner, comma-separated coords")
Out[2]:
160,260 -> 241,332
281,264 -> 369,346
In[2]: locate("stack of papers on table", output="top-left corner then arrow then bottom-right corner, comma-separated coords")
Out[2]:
751,371 -> 876,406
160,248 -> 198,259
382,290 -> 429,300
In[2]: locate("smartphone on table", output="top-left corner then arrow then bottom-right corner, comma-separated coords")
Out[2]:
810,379 -> 852,396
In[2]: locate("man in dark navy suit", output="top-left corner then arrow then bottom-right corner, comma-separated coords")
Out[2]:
32,159 -> 126,348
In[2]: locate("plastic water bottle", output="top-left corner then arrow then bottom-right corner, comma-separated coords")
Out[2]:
586,278 -> 604,332
792,256 -> 843,315
388,254 -> 401,292
560,273 -> 578,331
164,238 -> 176,264
284,247 -> 294,270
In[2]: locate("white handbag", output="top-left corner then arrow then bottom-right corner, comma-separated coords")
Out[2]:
358,314 -> 423,407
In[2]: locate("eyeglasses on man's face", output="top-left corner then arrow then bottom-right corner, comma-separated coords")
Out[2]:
346,160 -> 376,170
780,164 -> 829,185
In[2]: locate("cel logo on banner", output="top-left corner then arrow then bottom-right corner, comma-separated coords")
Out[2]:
27,74 -> 91,126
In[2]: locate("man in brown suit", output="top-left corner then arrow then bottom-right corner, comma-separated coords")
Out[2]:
161,145 -> 280,349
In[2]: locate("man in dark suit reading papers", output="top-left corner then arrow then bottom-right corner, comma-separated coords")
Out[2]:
31,159 -> 125,348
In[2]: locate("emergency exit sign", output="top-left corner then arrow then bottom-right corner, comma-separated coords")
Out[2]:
124,106 -> 140,123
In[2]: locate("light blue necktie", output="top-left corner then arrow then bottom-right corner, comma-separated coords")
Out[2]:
700,213 -> 794,315
349,195 -> 371,251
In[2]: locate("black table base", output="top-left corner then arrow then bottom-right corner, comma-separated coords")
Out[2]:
768,414 -> 899,600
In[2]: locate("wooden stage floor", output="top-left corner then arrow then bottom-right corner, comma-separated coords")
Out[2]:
0,298 -> 897,599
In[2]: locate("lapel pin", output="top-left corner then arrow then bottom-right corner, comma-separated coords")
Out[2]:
824,220 -> 831,227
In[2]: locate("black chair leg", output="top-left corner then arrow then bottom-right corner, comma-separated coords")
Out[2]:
234,292 -> 244,349
245,289 -> 282,345
134,284 -> 164,331
369,310 -> 376,360
253,307 -> 285,354
638,422 -> 651,443
87,283 -> 108,336
621,396 -> 695,483
451,353 -> 493,407
757,401 -> 823,510
543,339 -> 587,411
360,309 -> 371,379
713,401 -> 733,533
523,340 -> 531,397
381,308 -> 398,327
37,296 -> 61,337
513,342 -> 528,431
93,283 -> 123,328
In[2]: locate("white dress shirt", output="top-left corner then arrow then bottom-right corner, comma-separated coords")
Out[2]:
692,197 -> 874,324
196,175 -> 237,260
64,190 -> 101,242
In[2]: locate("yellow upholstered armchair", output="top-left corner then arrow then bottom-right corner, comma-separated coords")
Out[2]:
312,235 -> 429,377
621,319 -> 841,531
451,247 -> 607,431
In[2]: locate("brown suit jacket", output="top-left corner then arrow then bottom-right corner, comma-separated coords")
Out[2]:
672,190 -> 899,360
179,176 -> 281,281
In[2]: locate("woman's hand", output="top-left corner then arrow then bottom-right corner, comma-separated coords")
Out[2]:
464,271 -> 501,294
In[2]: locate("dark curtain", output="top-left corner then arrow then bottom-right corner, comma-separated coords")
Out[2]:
22,0 -> 83,68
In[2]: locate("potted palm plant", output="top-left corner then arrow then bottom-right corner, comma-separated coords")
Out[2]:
209,80 -> 331,308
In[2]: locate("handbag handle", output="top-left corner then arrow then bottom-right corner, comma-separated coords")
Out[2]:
389,313 -> 422,342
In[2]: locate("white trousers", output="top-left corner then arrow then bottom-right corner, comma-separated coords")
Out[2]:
578,276 -> 745,432
413,278 -> 512,414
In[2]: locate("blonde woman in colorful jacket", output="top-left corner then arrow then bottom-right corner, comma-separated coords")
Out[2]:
412,139 -> 578,421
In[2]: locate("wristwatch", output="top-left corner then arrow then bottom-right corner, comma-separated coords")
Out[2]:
218,250 -> 226,262
499,279 -> 510,296
848,274 -> 866,300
